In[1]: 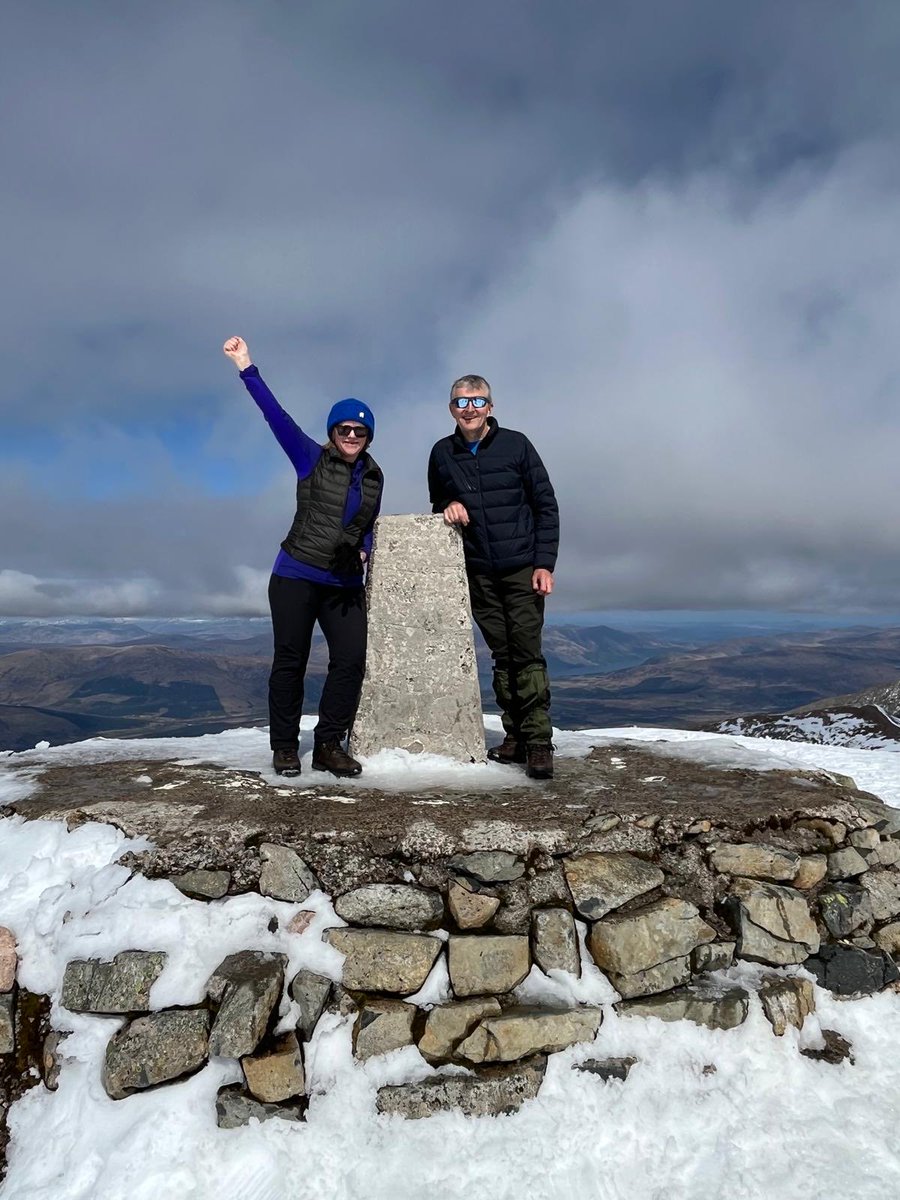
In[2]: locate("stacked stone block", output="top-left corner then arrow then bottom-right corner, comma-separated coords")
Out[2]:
24,782 -> 900,1124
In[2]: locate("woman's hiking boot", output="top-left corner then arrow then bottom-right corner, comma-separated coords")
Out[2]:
272,749 -> 301,777
525,742 -> 554,780
312,740 -> 362,778
487,734 -> 527,765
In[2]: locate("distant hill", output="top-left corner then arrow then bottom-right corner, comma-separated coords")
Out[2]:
545,627 -> 900,728
797,678 -> 900,718
713,704 -> 900,750
5,619 -> 900,749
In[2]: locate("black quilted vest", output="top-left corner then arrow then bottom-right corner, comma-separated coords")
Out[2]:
281,447 -> 383,575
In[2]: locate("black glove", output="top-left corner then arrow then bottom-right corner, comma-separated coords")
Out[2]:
331,542 -> 364,576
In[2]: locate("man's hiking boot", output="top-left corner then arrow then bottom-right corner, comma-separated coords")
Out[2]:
487,734 -> 527,765
312,740 -> 362,778
525,742 -> 554,780
272,749 -> 301,777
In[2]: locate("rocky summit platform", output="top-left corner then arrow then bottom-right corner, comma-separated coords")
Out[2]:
4,737 -> 900,1129
6,740 -> 891,898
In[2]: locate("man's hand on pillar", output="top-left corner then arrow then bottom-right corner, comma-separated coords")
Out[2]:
443,502 -> 470,527
532,569 -> 554,595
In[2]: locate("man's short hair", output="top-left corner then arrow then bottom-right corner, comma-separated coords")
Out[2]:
450,374 -> 492,400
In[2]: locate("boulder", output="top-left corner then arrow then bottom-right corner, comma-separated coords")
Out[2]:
818,886 -> 873,939
618,985 -> 750,1031
325,928 -> 442,995
726,880 -> 819,966
207,951 -> 286,1058
258,844 -> 319,902
708,843 -> 799,882
353,998 -> 416,1060
587,896 -> 715,978
242,1032 -> 305,1102
575,1056 -> 637,1082
418,998 -> 502,1062
691,942 -> 735,973
491,868 -> 571,936
0,992 -> 14,1054
447,935 -> 530,997
447,879 -> 500,930
849,828 -> 880,851
169,869 -> 230,900
795,819 -> 847,848
103,1007 -> 209,1099
759,975 -> 815,1036
806,944 -> 899,996
867,840 -> 900,869
0,927 -> 17,992
42,1030 -> 66,1090
860,870 -> 900,922
792,855 -> 827,890
826,848 -> 869,880
873,922 -> 900,955
61,950 -> 167,1014
376,1057 -> 547,1119
563,852 -> 664,920
532,908 -> 581,976
216,1084 -> 305,1128
289,969 -> 333,1040
334,883 -> 443,930
447,852 -> 524,884
610,955 -> 692,1000
455,1007 -> 602,1064
241,1031 -> 303,1101
800,1029 -> 854,1065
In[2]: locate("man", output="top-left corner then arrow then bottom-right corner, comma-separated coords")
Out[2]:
428,374 -> 559,779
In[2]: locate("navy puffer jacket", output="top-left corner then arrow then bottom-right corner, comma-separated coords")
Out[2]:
428,418 -> 559,574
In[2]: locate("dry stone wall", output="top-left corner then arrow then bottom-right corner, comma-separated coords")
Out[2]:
6,771 -> 900,1132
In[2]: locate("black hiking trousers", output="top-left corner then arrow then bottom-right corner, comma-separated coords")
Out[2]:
467,565 -> 552,744
267,574 -> 367,751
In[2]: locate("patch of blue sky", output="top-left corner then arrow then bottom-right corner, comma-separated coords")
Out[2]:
2,412 -> 273,500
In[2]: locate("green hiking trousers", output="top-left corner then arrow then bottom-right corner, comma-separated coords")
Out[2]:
468,565 -> 552,744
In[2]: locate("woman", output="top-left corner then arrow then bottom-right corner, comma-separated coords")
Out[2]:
223,336 -> 382,778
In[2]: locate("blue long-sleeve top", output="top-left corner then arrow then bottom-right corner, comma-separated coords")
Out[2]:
240,365 -> 379,587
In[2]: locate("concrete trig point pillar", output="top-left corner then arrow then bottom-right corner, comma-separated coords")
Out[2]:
351,514 -> 486,763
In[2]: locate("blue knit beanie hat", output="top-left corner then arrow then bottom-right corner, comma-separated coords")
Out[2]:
327,398 -> 375,443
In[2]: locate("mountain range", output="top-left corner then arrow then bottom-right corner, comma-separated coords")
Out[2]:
3,618 -> 900,751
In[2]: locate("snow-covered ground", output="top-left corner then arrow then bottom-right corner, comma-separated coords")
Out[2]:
2,721 -> 900,1200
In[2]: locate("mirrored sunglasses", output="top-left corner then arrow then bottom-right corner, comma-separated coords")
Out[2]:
452,396 -> 490,410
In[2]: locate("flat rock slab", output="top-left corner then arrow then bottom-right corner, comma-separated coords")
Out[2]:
448,935 -> 531,997
103,1007 -> 209,1099
325,928 -> 442,995
376,1057 -> 547,1119
5,743 -> 888,896
242,1032 -> 305,1103
216,1084 -> 305,1128
353,998 -> 416,1060
0,928 -> 17,993
455,1007 -> 602,1064
207,951 -> 286,1058
334,883 -> 443,930
618,985 -> 750,1031
61,950 -> 167,1015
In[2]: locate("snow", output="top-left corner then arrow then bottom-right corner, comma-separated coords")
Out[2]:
3,720 -> 900,1199
719,709 -> 900,751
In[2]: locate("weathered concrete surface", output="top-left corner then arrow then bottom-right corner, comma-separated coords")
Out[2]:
4,740 -> 890,899
350,514 -> 486,763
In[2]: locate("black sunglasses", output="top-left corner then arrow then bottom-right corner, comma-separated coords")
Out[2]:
334,424 -> 368,439
452,396 -> 490,410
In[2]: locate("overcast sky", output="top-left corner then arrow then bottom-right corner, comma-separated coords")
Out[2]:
3,0 -> 900,618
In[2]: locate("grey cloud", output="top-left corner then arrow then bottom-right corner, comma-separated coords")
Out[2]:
3,2 -> 900,614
